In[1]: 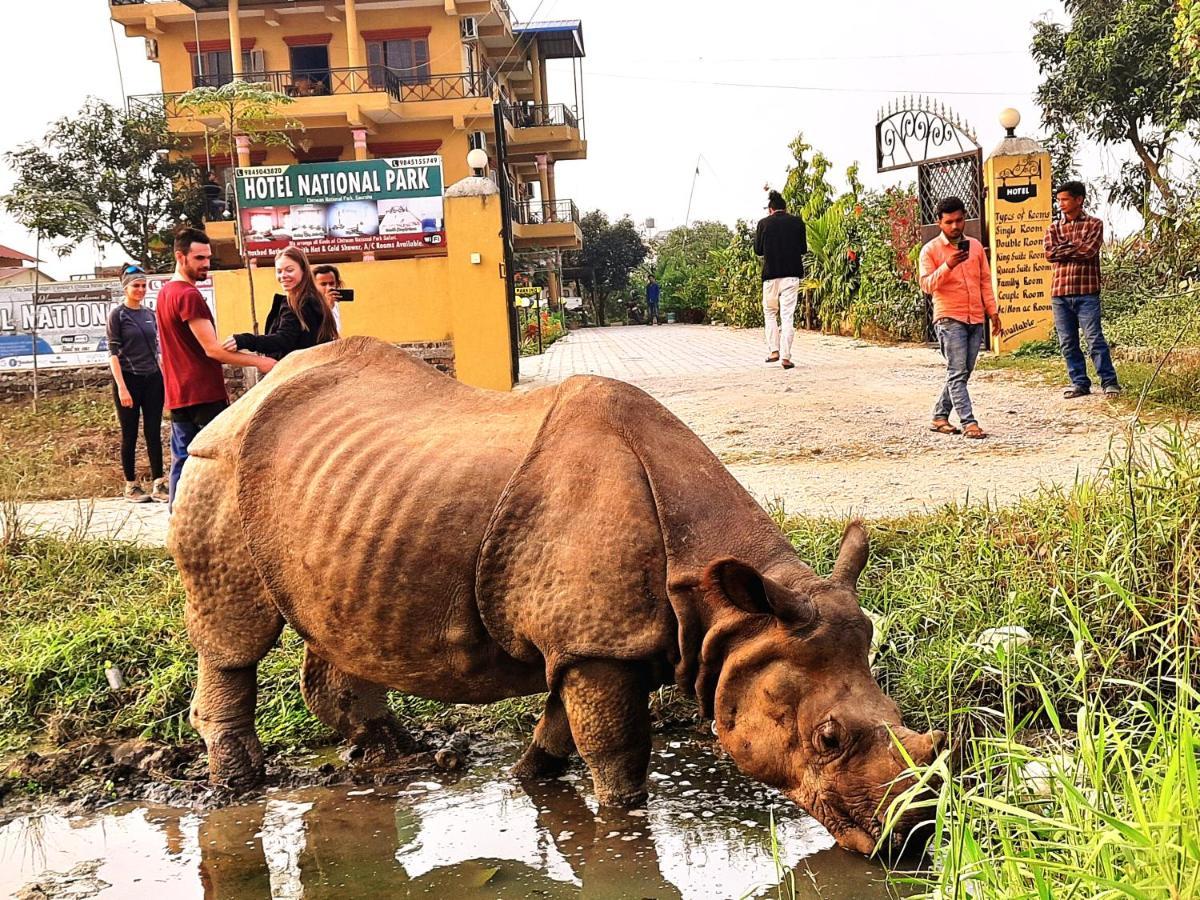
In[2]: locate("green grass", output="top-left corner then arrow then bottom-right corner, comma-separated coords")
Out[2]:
978,353 -> 1200,417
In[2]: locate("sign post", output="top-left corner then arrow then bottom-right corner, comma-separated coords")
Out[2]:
235,156 -> 447,259
984,133 -> 1055,352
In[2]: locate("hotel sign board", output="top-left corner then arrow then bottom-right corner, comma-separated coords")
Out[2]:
235,156 -> 447,259
984,151 -> 1056,352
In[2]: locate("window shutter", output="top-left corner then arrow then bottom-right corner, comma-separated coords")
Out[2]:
367,40 -> 384,87
415,39 -> 430,82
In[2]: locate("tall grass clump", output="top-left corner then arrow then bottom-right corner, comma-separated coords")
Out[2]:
817,427 -> 1199,897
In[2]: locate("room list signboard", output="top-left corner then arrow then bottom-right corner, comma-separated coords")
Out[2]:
235,156 -> 447,259
984,150 -> 1055,352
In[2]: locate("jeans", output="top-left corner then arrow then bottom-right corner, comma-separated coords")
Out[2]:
763,277 -> 800,359
1052,294 -> 1118,391
933,320 -> 985,426
647,301 -> 659,323
112,370 -> 164,482
168,401 -> 228,510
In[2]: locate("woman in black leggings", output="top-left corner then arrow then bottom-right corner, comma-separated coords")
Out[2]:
107,266 -> 167,503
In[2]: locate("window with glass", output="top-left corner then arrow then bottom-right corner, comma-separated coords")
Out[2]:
367,38 -> 430,88
191,50 -> 264,87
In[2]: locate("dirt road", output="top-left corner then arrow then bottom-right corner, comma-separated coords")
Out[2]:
521,325 -> 1131,520
11,324 -> 1132,544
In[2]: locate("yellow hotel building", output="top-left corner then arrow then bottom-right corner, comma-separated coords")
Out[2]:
109,0 -> 587,389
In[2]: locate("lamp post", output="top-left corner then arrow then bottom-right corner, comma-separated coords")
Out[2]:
999,107 -> 1021,138
467,147 -> 489,178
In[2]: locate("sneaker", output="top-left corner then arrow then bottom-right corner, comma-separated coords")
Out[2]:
150,478 -> 169,503
1102,384 -> 1122,397
124,482 -> 151,504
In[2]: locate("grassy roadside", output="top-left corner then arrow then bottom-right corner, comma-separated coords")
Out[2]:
977,351 -> 1200,417
0,388 -> 130,502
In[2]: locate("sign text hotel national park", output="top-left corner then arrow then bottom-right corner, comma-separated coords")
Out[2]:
235,156 -> 446,259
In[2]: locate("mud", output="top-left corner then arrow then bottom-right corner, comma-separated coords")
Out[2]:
1,727 -> 472,826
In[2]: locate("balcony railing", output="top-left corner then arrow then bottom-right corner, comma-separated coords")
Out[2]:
127,69 -> 495,118
503,103 -> 578,130
513,199 -> 579,226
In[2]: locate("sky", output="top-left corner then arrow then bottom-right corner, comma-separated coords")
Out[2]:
0,0 -> 1144,279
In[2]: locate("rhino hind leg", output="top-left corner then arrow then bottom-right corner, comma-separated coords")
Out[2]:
559,660 -> 652,808
512,693 -> 576,779
176,456 -> 285,790
300,647 -> 417,765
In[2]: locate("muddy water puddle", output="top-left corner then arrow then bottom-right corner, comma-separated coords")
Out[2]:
1,734 -> 911,898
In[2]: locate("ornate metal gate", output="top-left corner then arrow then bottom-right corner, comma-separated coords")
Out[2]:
876,96 -> 985,336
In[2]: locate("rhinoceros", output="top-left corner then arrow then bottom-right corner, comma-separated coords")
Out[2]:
171,336 -> 943,855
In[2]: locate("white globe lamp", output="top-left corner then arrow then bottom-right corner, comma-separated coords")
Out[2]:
999,108 -> 1021,138
467,148 -> 489,175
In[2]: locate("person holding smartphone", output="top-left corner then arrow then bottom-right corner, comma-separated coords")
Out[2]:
918,196 -> 1003,439
313,264 -> 351,335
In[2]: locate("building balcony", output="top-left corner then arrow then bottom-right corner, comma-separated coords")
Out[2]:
127,69 -> 495,130
502,103 -> 586,161
511,199 -> 581,250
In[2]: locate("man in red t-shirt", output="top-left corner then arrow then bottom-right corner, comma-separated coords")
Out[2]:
158,227 -> 275,508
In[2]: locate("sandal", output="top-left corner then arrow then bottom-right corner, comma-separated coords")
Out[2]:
963,423 -> 987,439
930,420 -> 961,435
765,352 -> 780,363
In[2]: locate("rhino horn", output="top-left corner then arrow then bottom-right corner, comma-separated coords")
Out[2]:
830,520 -> 869,587
703,559 -> 815,627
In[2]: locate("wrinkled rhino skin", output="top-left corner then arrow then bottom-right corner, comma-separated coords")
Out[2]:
171,337 -> 944,854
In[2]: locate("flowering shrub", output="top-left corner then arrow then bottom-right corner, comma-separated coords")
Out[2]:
519,310 -> 567,356
706,221 -> 764,328
851,186 -> 925,340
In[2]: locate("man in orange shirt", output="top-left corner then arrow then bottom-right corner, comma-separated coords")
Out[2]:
918,196 -> 1003,439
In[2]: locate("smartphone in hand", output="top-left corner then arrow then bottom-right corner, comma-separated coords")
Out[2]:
956,239 -> 970,254
337,288 -> 355,302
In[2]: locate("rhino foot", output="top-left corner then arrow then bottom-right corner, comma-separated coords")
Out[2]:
593,784 -> 649,808
512,743 -> 571,779
347,718 -> 419,767
206,731 -> 265,791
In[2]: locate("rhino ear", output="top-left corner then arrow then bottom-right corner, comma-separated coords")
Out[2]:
831,520 -> 869,587
703,558 -> 814,625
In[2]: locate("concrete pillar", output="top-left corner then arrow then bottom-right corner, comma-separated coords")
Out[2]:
345,0 -> 363,69
235,134 -> 251,168
444,178 -> 513,390
546,161 -> 557,204
536,154 -> 550,220
530,41 -> 544,106
352,128 -> 369,161
229,0 -> 243,77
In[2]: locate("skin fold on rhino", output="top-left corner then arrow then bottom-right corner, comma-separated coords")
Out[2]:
170,336 -> 944,856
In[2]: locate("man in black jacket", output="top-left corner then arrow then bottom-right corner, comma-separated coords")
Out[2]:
754,190 -> 808,369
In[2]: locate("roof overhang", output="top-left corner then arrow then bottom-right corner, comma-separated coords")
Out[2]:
514,20 -> 584,60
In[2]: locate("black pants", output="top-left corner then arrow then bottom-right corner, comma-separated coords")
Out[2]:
112,370 -> 165,482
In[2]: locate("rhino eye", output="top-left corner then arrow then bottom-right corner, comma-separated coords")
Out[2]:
814,720 -> 844,755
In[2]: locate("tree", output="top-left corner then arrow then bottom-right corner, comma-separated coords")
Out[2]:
651,220 -> 733,315
564,211 -> 647,326
174,80 -> 298,159
1031,0 -> 1200,218
780,133 -> 835,220
4,98 -> 203,269
175,81 -> 297,334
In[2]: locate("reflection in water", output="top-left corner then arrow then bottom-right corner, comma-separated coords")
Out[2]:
0,735 -> 901,899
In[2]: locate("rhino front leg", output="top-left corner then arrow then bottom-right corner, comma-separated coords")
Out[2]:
559,660 -> 651,807
300,647 -> 417,765
512,693 -> 576,779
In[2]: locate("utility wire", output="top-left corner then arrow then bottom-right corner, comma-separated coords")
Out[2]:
604,49 -> 1027,64
590,71 -> 1026,97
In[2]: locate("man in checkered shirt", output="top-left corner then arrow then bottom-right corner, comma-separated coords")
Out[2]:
1043,181 -> 1120,398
